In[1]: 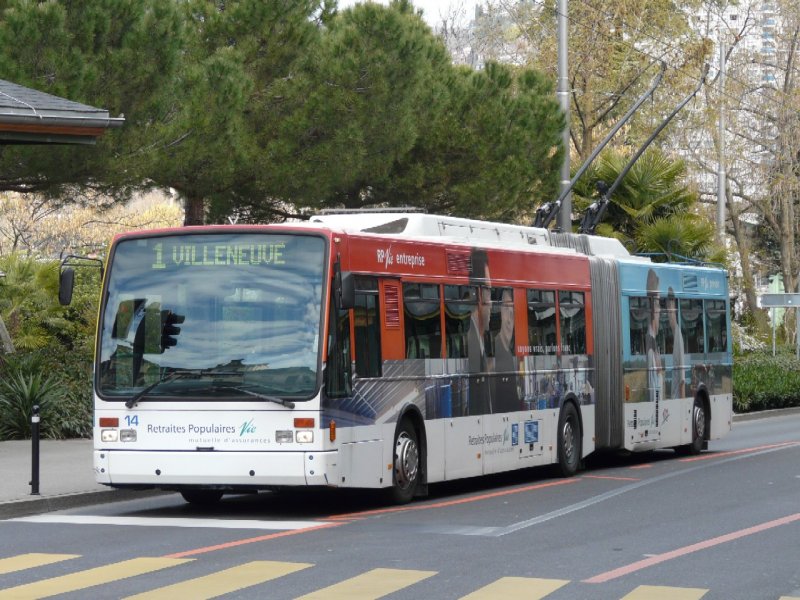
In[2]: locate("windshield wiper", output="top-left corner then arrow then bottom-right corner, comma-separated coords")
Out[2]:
125,369 -> 189,409
221,385 -> 295,409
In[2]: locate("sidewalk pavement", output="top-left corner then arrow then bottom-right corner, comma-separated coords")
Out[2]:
2,408 -> 799,520
0,439 -> 164,520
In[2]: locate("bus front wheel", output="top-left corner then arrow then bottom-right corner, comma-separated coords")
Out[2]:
388,419 -> 420,504
557,402 -> 581,477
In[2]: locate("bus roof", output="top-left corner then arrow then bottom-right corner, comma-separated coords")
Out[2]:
309,212 -> 640,259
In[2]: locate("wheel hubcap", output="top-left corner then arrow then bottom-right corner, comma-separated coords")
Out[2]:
395,432 -> 419,490
694,404 -> 705,439
562,419 -> 575,464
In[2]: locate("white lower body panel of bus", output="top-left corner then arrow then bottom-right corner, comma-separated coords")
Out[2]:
95,449 -> 339,488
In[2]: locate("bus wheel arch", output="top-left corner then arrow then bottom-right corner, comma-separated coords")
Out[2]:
556,397 -> 582,477
388,407 -> 426,504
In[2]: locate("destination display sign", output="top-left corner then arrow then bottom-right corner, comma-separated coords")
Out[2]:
150,241 -> 287,269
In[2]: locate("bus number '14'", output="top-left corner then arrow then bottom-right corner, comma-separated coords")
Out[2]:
125,415 -> 139,427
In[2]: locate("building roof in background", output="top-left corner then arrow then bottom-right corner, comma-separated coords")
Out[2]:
0,79 -> 124,145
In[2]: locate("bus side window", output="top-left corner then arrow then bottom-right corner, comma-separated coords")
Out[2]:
629,297 -> 649,356
403,283 -> 442,359
705,299 -> 727,353
559,290 -> 586,354
527,289 -> 556,355
680,299 -> 704,354
353,277 -> 382,378
444,285 -> 475,359
325,301 -> 352,398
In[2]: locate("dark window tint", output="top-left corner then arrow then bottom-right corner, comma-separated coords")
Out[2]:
680,299 -> 704,353
404,283 -> 441,359
444,285 -> 475,359
527,289 -> 556,355
559,291 -> 586,354
705,300 -> 728,353
354,277 -> 382,377
629,297 -> 650,356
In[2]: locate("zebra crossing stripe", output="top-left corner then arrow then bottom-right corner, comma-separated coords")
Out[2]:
122,560 -> 312,600
459,576 -> 569,599
0,557 -> 191,600
0,554 -> 79,576
294,567 -> 436,600
621,584 -> 708,600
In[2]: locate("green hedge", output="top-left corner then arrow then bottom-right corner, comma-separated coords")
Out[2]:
733,351 -> 800,413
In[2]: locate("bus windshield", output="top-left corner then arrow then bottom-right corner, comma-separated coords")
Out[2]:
97,232 -> 327,402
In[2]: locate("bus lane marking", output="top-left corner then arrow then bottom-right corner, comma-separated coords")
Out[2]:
584,512 -> 800,583
481,441 -> 800,537
324,479 -> 581,521
164,522 -> 344,559
10,515 -> 330,531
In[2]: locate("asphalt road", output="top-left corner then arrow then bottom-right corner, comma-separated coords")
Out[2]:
0,413 -> 798,599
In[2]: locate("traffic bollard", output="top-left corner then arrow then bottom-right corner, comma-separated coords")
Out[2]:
30,404 -> 40,495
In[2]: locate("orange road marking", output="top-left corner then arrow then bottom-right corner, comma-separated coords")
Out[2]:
163,522 -> 344,558
584,512 -> 800,583
583,475 -> 641,482
679,441 -> 799,463
325,479 -> 581,521
629,464 -> 653,470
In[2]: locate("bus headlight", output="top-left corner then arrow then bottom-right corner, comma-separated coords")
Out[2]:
276,430 -> 293,443
120,429 -> 137,442
296,430 -> 313,443
101,429 -> 118,442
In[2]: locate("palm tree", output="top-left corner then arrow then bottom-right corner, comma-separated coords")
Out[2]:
572,148 -> 723,263
0,254 -> 66,351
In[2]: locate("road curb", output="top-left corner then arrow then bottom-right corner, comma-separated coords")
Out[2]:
0,489 -> 169,520
732,406 -> 800,422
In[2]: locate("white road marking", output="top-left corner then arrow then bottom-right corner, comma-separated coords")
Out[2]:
10,515 -> 328,530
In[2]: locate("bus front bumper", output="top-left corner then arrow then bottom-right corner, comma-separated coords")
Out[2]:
94,449 -> 338,488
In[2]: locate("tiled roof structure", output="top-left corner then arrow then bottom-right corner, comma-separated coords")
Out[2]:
0,79 -> 124,144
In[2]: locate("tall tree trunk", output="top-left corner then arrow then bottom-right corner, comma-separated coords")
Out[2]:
0,315 -> 14,354
183,194 -> 205,226
728,199 -> 766,330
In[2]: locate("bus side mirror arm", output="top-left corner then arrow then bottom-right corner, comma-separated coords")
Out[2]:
58,254 -> 104,306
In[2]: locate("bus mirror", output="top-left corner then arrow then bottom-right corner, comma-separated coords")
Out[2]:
339,271 -> 355,310
59,268 -> 75,306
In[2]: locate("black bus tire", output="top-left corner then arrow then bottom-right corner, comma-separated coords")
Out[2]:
557,402 -> 581,477
388,419 -> 420,504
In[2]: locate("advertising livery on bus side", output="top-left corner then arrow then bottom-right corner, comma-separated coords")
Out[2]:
60,212 -> 732,505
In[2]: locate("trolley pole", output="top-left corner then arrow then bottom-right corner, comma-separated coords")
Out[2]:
717,37 -> 727,240
556,0 -> 571,233
30,404 -> 40,495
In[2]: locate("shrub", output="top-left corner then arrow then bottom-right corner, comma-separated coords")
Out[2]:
733,350 -> 800,413
0,370 -> 62,439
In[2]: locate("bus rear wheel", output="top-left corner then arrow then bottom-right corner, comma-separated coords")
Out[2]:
677,396 -> 705,455
557,402 -> 581,477
180,489 -> 224,506
388,419 -> 420,504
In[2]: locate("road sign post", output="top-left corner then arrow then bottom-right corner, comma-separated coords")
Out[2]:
760,294 -> 800,359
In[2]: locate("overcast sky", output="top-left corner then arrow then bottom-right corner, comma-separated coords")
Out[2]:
336,0 -> 470,27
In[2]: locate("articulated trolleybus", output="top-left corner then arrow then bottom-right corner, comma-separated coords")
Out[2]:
62,212 -> 732,505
